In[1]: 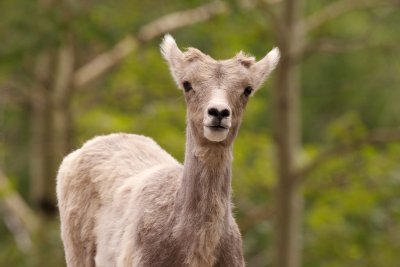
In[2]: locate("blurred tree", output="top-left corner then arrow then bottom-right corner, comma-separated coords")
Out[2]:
271,0 -> 304,266
265,0 -> 400,266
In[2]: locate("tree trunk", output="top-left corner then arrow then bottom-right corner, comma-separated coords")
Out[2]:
49,37 -> 75,207
30,53 -> 52,210
273,0 -> 303,266
29,0 -> 75,214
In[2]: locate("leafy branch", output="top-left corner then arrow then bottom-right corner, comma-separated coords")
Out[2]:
302,0 -> 400,35
73,1 -> 228,87
295,128 -> 400,183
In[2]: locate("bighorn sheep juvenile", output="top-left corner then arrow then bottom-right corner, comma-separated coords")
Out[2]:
56,35 -> 280,267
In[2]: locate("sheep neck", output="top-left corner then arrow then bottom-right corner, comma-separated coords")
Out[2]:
176,125 -> 232,229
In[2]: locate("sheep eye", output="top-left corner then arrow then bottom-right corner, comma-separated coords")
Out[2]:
243,86 -> 253,97
182,81 -> 193,92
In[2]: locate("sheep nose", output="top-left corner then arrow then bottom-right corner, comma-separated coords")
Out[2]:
208,107 -> 231,120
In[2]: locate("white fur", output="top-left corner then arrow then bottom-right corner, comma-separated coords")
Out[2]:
160,34 -> 179,60
252,47 -> 281,90
160,34 -> 184,86
203,90 -> 231,142
266,47 -> 280,71
208,90 -> 230,113
203,126 -> 229,142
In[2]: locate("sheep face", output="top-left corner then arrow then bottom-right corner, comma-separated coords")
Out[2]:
161,35 -> 280,145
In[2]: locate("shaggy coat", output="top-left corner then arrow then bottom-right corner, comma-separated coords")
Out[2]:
57,35 -> 279,267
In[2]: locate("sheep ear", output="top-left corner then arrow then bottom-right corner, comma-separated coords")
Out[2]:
251,47 -> 280,90
160,34 -> 185,88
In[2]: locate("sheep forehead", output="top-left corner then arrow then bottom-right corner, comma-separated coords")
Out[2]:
185,59 -> 251,89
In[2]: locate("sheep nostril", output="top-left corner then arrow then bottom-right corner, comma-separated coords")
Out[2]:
208,108 -> 220,118
220,109 -> 230,118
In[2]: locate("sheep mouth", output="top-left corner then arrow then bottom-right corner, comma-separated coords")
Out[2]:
205,125 -> 229,131
203,124 -> 230,142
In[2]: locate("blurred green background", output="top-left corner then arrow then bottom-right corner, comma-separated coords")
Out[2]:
1,0 -> 400,266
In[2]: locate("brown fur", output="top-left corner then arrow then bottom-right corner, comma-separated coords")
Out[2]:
56,35 -> 279,266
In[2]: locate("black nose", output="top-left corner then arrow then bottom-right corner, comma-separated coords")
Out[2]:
208,108 -> 230,120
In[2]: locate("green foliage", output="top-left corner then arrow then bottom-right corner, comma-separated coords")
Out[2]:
304,144 -> 400,267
